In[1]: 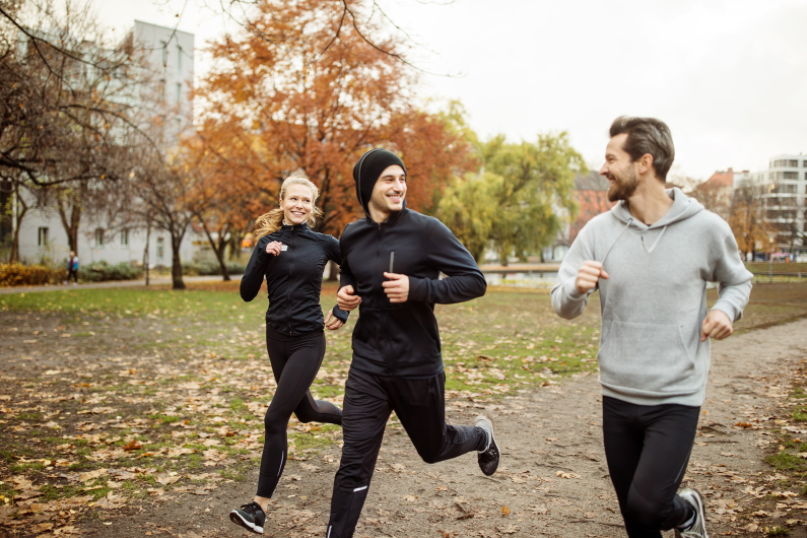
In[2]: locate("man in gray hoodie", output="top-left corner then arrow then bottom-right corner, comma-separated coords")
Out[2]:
551,116 -> 752,538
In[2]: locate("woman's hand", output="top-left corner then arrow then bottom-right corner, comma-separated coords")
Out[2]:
325,310 -> 344,331
266,241 -> 283,256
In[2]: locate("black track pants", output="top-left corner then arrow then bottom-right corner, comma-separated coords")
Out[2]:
602,396 -> 700,537
256,328 -> 342,498
326,368 -> 487,538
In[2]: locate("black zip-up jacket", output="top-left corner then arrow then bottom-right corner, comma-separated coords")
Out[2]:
241,222 -> 348,336
339,206 -> 486,377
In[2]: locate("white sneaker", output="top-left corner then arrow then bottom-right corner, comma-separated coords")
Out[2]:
676,488 -> 708,538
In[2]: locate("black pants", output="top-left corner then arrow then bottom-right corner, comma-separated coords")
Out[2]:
603,396 -> 700,537
326,368 -> 487,538
67,269 -> 78,283
256,327 -> 342,498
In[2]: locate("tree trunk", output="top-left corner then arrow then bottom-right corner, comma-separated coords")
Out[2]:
9,184 -> 29,263
143,219 -> 151,286
57,197 -> 81,255
171,232 -> 185,290
199,219 -> 231,281
10,205 -> 27,263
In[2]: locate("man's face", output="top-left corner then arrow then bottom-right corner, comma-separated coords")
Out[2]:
368,165 -> 406,215
600,133 -> 639,202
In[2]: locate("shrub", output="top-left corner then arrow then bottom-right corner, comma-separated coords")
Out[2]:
183,260 -> 246,276
0,263 -> 67,287
78,261 -> 143,282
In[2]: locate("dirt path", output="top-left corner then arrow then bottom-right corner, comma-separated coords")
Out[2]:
74,318 -> 807,538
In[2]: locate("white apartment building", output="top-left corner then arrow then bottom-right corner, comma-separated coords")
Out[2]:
760,154 -> 807,255
6,21 -> 204,267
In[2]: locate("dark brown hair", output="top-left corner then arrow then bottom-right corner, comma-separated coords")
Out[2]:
609,116 -> 675,181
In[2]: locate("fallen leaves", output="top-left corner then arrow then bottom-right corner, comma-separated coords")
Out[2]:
78,468 -> 107,482
556,471 -> 581,479
122,440 -> 143,451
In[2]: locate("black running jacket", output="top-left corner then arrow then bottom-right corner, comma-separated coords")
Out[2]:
241,222 -> 348,336
339,205 -> 486,377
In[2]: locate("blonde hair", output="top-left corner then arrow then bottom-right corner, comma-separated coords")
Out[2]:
255,176 -> 323,238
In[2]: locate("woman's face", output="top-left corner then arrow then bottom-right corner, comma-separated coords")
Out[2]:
282,184 -> 314,226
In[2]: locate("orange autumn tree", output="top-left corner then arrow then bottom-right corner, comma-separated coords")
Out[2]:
191,0 -> 476,250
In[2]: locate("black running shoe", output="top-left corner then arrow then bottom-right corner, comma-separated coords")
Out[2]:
230,501 -> 266,534
476,415 -> 499,476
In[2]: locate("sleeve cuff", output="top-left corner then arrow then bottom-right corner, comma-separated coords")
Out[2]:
408,276 -> 426,302
710,304 -> 741,323
332,305 -> 349,323
563,278 -> 586,301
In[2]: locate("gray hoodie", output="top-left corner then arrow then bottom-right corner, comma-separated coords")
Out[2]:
551,188 -> 753,407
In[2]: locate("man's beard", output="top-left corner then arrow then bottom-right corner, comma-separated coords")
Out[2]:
607,168 -> 639,202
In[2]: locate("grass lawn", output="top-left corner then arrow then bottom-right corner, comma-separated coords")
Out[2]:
0,280 -> 806,515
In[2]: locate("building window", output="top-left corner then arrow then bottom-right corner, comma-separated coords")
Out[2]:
176,83 -> 181,104
161,41 -> 167,67
784,171 -> 799,179
157,237 -> 164,259
121,229 -> 129,246
177,44 -> 182,72
94,228 -> 104,247
803,160 -> 807,168
37,227 -> 48,246
773,159 -> 800,168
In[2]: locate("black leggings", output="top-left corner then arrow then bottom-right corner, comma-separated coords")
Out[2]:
67,269 -> 78,283
602,396 -> 700,537
326,368 -> 486,538
256,327 -> 342,498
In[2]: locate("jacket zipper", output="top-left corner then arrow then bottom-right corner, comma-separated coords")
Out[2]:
286,227 -> 296,336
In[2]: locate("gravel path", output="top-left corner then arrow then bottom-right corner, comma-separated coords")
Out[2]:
81,318 -> 807,538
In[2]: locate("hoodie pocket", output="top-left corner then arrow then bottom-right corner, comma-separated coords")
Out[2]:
598,320 -> 697,395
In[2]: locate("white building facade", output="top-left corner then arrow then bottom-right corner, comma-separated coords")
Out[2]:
760,154 -> 806,256
7,21 -> 204,268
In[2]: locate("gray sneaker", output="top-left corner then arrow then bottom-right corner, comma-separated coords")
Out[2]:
475,415 -> 499,476
676,488 -> 708,538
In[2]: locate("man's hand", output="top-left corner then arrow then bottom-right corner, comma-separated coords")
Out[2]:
701,310 -> 733,342
324,310 -> 344,331
382,272 -> 409,303
575,260 -> 610,295
337,285 -> 361,311
265,241 -> 283,256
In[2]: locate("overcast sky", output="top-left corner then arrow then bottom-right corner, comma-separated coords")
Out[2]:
94,0 -> 807,180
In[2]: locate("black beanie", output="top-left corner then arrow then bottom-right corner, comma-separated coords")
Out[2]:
352,148 -> 406,212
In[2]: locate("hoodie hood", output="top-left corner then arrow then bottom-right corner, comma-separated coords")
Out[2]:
611,187 -> 704,229
353,148 -> 407,218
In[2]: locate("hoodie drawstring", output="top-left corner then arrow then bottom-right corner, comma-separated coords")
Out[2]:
642,226 -> 668,253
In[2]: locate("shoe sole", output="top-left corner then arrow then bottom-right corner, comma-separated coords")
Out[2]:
476,416 -> 499,476
229,510 -> 264,534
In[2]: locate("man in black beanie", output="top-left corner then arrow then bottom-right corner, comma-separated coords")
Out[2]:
325,148 -> 500,537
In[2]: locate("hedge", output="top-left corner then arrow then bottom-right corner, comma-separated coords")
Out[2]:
183,260 -> 246,276
0,263 -> 67,287
0,261 -> 143,287
78,261 -> 143,282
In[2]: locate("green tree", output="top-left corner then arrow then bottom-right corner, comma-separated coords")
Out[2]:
437,171 -> 499,262
438,132 -> 584,264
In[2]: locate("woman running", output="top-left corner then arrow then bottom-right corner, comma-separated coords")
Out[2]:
230,175 -> 348,534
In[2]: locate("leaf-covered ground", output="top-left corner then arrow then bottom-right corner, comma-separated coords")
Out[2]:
1,282 -> 806,536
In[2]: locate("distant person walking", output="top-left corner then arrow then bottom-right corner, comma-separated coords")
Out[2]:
229,176 -> 349,535
326,149 -> 498,538
551,117 -> 753,538
65,252 -> 79,285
